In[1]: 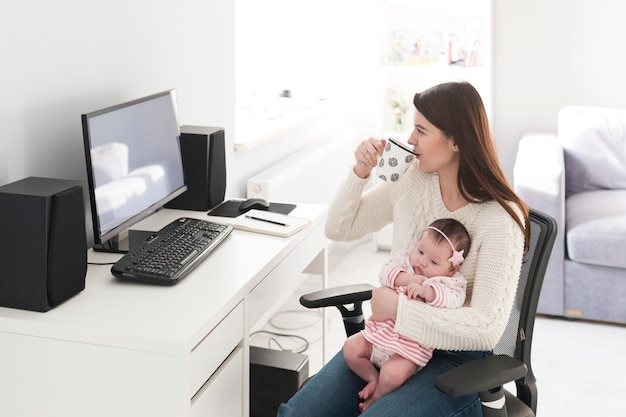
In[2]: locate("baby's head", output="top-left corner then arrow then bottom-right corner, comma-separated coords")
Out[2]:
411,218 -> 471,278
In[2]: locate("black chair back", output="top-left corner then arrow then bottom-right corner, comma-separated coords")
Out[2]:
493,208 -> 557,412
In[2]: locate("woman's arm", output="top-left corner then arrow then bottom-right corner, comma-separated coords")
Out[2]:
325,138 -> 408,242
324,168 -> 401,242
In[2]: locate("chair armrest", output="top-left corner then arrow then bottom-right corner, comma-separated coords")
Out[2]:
299,284 -> 374,309
434,355 -> 527,398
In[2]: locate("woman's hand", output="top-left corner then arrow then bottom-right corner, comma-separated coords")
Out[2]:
353,138 -> 386,179
369,286 -> 399,322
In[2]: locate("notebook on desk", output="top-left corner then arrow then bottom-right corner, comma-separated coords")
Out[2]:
225,209 -> 310,237
207,200 -> 296,218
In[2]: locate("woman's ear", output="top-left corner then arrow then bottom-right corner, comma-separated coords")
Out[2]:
447,136 -> 459,152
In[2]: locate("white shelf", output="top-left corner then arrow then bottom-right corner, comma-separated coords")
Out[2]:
375,0 -> 492,134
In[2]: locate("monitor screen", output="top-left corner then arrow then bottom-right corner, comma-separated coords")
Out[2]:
81,89 -> 187,252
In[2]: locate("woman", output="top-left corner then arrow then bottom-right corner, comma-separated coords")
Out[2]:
277,81 -> 529,417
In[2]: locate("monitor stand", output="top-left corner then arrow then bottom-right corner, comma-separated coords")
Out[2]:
92,230 -> 155,254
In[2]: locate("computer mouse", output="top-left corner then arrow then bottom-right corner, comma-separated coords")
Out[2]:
239,197 -> 270,211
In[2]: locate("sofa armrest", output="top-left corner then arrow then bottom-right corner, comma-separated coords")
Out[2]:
514,132 -> 565,225
514,132 -> 566,316
514,133 -> 563,201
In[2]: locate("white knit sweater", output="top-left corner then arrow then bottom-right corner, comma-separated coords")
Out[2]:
325,164 -> 525,351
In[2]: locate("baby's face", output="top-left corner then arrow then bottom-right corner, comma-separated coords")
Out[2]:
409,232 -> 454,278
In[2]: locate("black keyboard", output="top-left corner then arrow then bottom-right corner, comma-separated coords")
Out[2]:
111,217 -> 233,285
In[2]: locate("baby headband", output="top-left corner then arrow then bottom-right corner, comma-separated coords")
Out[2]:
427,226 -> 465,266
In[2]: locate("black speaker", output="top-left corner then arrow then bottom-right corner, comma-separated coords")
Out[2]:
166,125 -> 226,211
0,177 -> 87,312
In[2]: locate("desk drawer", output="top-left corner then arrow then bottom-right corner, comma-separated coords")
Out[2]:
191,347 -> 244,417
249,222 -> 325,330
190,302 -> 244,397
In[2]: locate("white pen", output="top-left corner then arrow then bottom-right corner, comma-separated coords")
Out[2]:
245,215 -> 288,227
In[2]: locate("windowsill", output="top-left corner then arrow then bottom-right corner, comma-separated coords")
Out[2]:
234,97 -> 328,152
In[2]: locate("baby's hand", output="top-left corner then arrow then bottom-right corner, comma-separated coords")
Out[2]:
405,282 -> 425,300
412,274 -> 427,285
395,272 -> 426,288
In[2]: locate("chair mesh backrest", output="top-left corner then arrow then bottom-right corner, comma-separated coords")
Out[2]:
493,212 -> 547,358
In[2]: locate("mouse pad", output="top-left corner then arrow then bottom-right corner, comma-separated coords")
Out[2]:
207,200 -> 296,218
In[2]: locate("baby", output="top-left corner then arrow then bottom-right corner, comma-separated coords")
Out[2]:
343,218 -> 471,412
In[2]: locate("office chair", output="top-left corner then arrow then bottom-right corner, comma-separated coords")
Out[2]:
300,208 -> 557,417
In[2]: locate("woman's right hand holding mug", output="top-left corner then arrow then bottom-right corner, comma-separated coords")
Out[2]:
353,138 -> 386,179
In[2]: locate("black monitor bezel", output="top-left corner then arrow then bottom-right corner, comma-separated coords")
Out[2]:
81,89 -> 187,251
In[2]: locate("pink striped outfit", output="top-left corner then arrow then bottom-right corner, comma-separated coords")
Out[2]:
361,251 -> 467,367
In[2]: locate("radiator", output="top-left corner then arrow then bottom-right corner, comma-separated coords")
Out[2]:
246,128 -> 359,205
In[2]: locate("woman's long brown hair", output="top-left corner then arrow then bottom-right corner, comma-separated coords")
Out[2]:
413,81 -> 530,250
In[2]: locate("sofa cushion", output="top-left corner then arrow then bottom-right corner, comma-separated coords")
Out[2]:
566,190 -> 626,268
558,105 -> 626,197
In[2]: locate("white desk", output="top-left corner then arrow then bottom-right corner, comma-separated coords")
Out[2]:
0,203 -> 327,417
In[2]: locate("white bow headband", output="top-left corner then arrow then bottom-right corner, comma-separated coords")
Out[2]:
427,226 -> 465,266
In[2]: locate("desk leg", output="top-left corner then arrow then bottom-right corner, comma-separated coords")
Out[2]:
303,243 -> 328,363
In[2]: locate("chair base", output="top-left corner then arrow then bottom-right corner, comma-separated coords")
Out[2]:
503,390 -> 535,417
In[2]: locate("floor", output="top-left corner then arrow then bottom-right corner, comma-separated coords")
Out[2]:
250,238 -> 626,416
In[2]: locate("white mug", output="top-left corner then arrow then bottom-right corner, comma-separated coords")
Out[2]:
377,138 -> 417,182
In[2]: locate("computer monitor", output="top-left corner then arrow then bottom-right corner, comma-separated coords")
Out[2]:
81,89 -> 187,253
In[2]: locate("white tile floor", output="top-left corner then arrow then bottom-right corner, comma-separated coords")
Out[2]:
250,238 -> 626,416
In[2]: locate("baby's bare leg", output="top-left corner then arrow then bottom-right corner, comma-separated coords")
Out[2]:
343,334 -> 378,401
360,354 -> 419,412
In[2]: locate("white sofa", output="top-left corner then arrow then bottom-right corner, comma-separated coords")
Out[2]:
514,105 -> 626,325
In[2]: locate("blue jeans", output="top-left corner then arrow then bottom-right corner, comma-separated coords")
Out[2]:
277,349 -> 490,417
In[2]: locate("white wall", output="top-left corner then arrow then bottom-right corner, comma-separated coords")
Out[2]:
0,0 -> 235,191
2,0 -> 625,200
493,0 -> 626,179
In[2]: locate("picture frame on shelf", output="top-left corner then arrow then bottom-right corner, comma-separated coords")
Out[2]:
448,15 -> 484,67
385,30 -> 445,66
